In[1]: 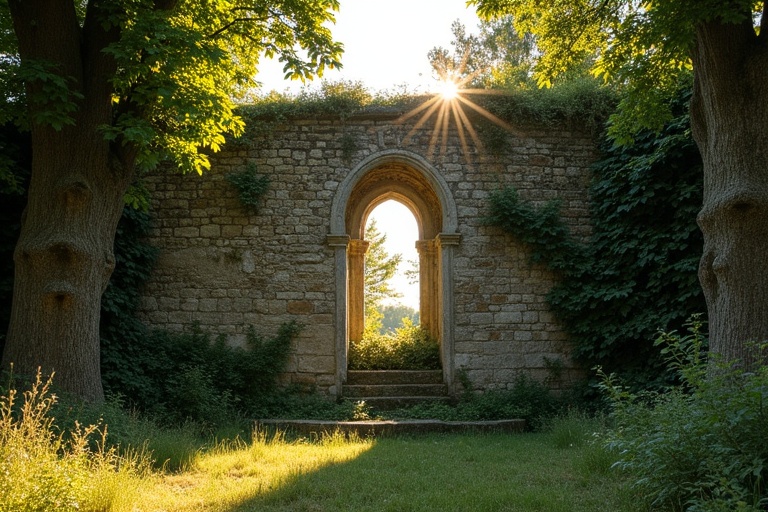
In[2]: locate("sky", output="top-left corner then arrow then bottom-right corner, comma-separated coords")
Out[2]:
257,0 -> 481,94
258,1 -> 482,311
368,201 -> 420,310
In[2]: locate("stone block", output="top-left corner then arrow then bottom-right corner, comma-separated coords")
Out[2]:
297,355 -> 335,374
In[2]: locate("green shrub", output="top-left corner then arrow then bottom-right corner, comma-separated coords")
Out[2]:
249,388 -> 368,421
348,319 -> 440,370
105,321 -> 300,427
601,318 -> 768,511
225,163 -> 270,213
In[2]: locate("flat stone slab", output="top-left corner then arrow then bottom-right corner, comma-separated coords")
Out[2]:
255,418 -> 525,437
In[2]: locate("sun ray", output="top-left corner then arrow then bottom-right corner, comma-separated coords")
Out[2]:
440,102 -> 452,156
453,98 -> 484,150
450,99 -> 473,167
396,94 -> 441,124
393,43 -> 520,164
456,94 -> 522,136
459,88 -> 512,96
400,97 -> 443,145
428,101 -> 449,157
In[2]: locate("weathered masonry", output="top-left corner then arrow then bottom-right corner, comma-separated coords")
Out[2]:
139,104 -> 596,396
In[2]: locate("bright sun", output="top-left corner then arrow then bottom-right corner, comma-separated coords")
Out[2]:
437,79 -> 459,100
395,47 -> 519,165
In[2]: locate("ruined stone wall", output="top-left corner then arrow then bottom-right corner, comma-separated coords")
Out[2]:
139,107 -> 597,395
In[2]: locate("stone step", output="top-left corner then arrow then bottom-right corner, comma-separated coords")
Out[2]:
345,395 -> 453,411
346,370 -> 443,386
257,419 -> 526,437
343,383 -> 448,398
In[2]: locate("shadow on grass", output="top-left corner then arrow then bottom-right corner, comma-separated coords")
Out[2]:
220,433 -> 632,512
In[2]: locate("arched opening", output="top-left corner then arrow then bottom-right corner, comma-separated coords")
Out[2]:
344,167 -> 443,346
328,150 -> 460,393
364,200 -> 420,333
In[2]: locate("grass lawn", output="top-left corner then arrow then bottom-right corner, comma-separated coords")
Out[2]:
135,428 -> 634,512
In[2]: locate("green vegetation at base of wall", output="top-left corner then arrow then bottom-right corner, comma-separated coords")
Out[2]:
601,320 -> 768,511
106,322 -> 301,427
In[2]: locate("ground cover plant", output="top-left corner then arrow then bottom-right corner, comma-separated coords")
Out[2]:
389,374 -> 561,432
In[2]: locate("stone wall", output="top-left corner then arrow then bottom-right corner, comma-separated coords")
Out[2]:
139,105 -> 597,395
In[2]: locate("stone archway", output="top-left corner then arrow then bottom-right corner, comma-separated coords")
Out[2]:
328,150 -> 460,393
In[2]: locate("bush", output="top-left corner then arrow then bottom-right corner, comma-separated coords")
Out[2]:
601,318 -> 768,511
225,163 -> 270,213
348,319 -> 440,370
104,321 -> 301,428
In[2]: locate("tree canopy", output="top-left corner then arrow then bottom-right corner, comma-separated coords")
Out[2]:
1,0 -> 343,176
363,219 -> 402,318
469,0 -> 761,141
428,16 -> 536,89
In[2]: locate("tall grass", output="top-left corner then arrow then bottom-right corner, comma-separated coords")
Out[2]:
0,369 -> 149,512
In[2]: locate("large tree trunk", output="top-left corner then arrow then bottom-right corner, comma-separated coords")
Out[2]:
2,126 -> 128,401
691,14 -> 768,369
1,0 -> 130,401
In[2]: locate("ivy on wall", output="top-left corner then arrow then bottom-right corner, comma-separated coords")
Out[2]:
225,163 -> 270,213
488,90 -> 705,390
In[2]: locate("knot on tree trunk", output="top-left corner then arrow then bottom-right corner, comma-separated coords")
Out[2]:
59,179 -> 93,214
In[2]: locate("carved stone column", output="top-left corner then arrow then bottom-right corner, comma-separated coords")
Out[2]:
326,234 -> 350,394
347,239 -> 369,343
437,233 -> 461,385
416,239 -> 439,340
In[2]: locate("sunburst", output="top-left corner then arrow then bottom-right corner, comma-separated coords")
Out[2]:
396,52 -> 518,165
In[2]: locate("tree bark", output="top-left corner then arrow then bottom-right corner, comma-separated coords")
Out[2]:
2,0 -> 131,401
691,12 -> 768,369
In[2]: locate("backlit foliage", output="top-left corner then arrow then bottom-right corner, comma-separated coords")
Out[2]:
469,0 -> 762,141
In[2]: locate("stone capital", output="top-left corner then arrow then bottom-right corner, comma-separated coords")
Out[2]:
437,232 -> 461,247
347,239 -> 370,256
326,234 -> 350,247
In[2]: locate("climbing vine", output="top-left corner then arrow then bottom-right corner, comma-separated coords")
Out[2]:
488,89 -> 705,390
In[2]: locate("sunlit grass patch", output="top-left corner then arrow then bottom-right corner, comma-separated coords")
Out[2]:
142,429 -> 374,511
136,429 -> 632,512
1,369 -> 632,512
